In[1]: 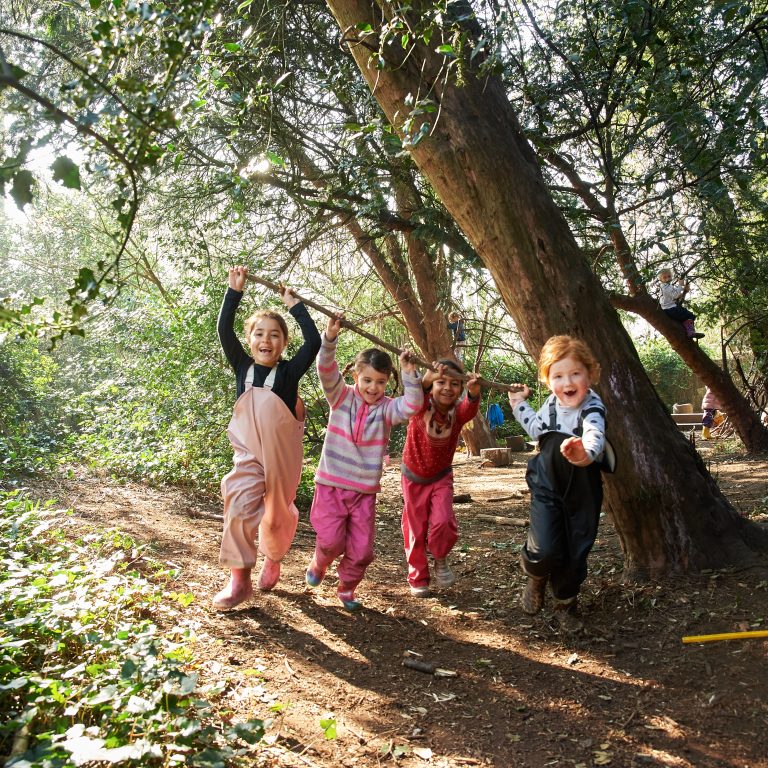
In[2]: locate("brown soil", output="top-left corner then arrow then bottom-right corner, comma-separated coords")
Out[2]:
18,444 -> 768,768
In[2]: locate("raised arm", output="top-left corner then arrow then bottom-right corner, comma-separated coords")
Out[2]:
388,351 -> 424,425
282,289 -> 321,378
315,316 -> 347,407
217,267 -> 251,371
508,385 -> 548,439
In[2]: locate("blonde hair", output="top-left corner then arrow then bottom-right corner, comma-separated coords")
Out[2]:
657,267 -> 672,279
244,310 -> 289,345
538,335 -> 600,385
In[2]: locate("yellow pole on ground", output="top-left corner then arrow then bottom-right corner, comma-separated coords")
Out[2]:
682,630 -> 768,644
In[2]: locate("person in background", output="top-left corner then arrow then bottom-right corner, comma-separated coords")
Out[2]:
701,387 -> 723,440
657,268 -> 704,340
447,311 -> 467,361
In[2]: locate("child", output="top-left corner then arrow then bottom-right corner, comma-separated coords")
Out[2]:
400,360 -> 481,597
507,335 -> 608,633
305,315 -> 424,610
213,266 -> 321,611
447,312 -> 467,361
657,268 -> 704,339
701,387 -> 723,440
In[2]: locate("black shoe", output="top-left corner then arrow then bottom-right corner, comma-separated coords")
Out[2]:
691,332 -> 705,339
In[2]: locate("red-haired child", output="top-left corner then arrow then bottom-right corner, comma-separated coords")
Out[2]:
508,335 -> 608,632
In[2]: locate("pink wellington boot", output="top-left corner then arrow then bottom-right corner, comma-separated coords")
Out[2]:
212,568 -> 253,611
256,557 -> 281,591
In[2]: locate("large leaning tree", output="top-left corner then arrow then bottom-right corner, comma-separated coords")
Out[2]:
500,0 -> 768,451
154,0 -> 502,449
322,0 -> 768,577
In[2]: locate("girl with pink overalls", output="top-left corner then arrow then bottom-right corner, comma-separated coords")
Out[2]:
304,315 -> 424,611
213,266 -> 321,611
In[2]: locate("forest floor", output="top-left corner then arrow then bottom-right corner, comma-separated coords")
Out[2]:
15,440 -> 768,768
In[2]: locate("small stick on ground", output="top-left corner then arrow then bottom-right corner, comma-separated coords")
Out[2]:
476,514 -> 529,526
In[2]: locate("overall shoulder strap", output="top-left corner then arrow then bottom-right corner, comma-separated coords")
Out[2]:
547,396 -> 558,430
263,367 -> 277,389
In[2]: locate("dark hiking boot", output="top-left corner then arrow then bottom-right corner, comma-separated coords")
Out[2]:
553,598 -> 584,634
521,575 -> 547,615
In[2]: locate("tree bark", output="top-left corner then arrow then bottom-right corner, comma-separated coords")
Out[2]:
545,151 -> 768,452
323,0 -> 767,576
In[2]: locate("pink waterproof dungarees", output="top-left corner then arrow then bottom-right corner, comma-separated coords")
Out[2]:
219,371 -> 304,568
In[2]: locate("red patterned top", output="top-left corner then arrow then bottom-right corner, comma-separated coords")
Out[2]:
401,393 -> 480,483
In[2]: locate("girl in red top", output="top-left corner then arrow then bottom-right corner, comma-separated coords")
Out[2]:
400,360 -> 481,596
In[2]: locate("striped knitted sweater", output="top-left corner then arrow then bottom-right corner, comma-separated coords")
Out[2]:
315,334 -> 423,494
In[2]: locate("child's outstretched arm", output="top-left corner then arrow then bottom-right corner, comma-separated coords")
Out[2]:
560,436 -> 592,466
507,384 -> 531,407
508,384 -> 548,439
217,266 -> 251,371
455,371 -> 482,423
562,404 -> 606,466
466,372 -> 481,400
315,314 -> 346,406
389,349 -> 424,424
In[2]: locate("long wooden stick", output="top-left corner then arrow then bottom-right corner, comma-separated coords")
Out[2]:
246,273 -> 520,394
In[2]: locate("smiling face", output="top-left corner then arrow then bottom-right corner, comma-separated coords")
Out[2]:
248,317 -> 288,367
354,364 -> 390,405
547,355 -> 591,409
431,373 -> 463,412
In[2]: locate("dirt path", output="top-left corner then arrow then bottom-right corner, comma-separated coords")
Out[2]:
18,447 -> 768,768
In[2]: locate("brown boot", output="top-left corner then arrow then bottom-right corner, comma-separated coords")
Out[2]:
521,575 -> 547,615
553,598 -> 584,634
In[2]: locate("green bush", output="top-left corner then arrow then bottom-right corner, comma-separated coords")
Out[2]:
635,337 -> 700,409
0,338 -> 71,478
0,491 -> 266,767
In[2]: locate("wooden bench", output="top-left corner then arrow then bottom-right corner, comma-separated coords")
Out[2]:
672,412 -> 704,430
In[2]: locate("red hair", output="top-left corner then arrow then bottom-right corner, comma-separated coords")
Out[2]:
538,335 -> 600,384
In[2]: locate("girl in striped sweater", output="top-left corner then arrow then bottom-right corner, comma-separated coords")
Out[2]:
305,315 -> 424,610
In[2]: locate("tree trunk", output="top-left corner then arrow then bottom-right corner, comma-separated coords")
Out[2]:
323,0 -> 767,576
611,293 -> 768,452
462,415 -> 494,456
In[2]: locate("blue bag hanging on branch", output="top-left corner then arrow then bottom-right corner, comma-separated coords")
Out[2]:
487,402 -> 505,430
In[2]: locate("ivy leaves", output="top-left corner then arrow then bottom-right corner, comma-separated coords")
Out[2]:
0,491 -> 267,767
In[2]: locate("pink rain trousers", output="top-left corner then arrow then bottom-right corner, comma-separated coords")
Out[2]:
219,387 -> 304,568
400,473 -> 458,587
310,484 -> 376,589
